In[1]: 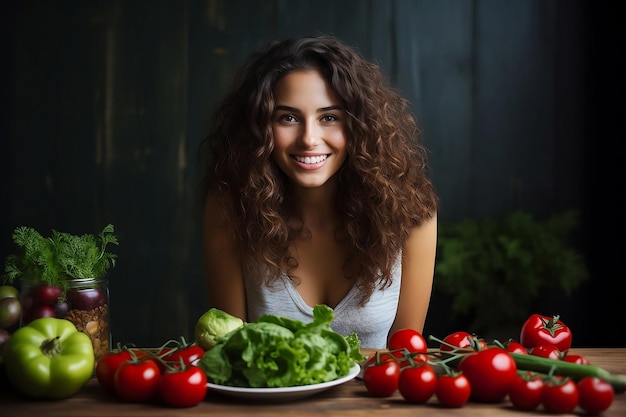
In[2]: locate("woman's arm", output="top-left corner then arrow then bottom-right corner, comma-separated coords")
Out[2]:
202,194 -> 247,321
390,214 -> 438,339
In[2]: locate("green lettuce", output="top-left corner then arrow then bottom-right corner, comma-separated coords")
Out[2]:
197,304 -> 364,388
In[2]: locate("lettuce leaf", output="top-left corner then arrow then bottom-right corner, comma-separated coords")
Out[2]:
198,304 -> 364,387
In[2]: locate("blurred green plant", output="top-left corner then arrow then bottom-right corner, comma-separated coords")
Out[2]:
434,209 -> 589,334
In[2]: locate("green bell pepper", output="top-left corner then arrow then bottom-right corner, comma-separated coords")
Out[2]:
4,317 -> 94,399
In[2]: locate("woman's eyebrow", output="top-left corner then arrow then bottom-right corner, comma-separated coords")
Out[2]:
274,105 -> 300,113
274,104 -> 343,113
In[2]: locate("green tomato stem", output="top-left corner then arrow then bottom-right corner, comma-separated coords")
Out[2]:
40,336 -> 62,357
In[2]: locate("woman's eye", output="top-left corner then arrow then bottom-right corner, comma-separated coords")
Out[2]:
321,114 -> 338,123
279,114 -> 297,123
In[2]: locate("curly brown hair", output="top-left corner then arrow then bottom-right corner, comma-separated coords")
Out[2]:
199,34 -> 438,303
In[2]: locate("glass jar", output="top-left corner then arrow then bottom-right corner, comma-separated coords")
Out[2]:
19,277 -> 111,363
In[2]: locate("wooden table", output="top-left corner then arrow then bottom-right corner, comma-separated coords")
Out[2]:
1,348 -> 624,417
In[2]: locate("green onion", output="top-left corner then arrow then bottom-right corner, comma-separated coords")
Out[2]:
510,353 -> 626,393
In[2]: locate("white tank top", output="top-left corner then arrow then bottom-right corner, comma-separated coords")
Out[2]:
244,259 -> 401,349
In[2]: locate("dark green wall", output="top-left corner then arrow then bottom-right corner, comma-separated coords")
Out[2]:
2,0 -> 624,346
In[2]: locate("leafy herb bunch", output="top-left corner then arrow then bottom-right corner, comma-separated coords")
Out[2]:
2,224 -> 119,288
434,210 -> 588,335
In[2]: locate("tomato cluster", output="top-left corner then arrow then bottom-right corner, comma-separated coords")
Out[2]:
96,340 -> 207,408
363,328 -> 471,407
510,373 -> 614,414
519,316 -> 591,364
362,318 -> 616,415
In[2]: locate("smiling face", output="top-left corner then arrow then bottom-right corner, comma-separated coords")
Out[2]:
271,70 -> 348,191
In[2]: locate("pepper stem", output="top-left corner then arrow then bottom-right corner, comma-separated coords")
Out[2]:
40,336 -> 62,357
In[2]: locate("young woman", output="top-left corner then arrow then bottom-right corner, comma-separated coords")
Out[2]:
199,35 -> 438,348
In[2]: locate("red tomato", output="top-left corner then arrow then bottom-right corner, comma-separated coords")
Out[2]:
508,372 -> 544,411
364,351 -> 395,366
163,344 -> 205,366
435,373 -> 471,408
397,364 -> 437,404
114,359 -> 161,402
363,359 -> 401,397
520,314 -> 572,353
563,354 -> 590,365
503,340 -> 527,354
577,376 -> 614,415
389,328 -> 427,351
529,344 -> 561,360
440,331 -> 486,353
388,328 -> 427,357
154,344 -> 205,372
365,351 -> 412,369
541,378 -> 579,414
158,365 -> 208,407
458,347 -> 517,403
127,347 -> 165,362
96,349 -> 133,391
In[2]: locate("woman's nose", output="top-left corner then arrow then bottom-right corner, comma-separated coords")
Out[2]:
299,120 -> 321,147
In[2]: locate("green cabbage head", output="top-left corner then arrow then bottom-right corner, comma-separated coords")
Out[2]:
195,308 -> 244,350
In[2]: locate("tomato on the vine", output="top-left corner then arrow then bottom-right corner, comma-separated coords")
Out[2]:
440,331 -> 486,353
435,372 -> 471,408
161,344 -> 205,371
164,344 -> 204,365
541,378 -> 579,414
388,328 -> 427,359
158,365 -> 207,407
520,314 -> 572,353
529,344 -> 561,360
458,347 -> 517,403
577,376 -> 614,415
362,359 -> 401,397
96,349 -> 133,391
364,351 -> 395,367
503,339 -> 527,354
397,364 -> 437,404
508,372 -> 544,411
563,354 -> 590,365
114,359 -> 161,402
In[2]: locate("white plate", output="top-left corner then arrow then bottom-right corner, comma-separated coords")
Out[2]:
206,363 -> 361,401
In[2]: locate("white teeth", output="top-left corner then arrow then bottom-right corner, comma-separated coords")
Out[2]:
294,155 -> 328,164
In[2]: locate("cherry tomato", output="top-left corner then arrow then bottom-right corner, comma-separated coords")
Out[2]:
577,376 -> 614,415
163,344 -> 205,367
508,372 -> 544,411
389,328 -> 427,354
158,365 -> 208,407
563,354 -> 590,365
541,378 -> 579,414
435,373 -> 471,408
364,351 -> 411,369
364,351 -> 395,366
362,359 -> 401,397
397,364 -> 437,404
440,331 -> 486,353
388,329 -> 428,364
114,359 -> 161,402
458,347 -> 517,403
503,340 -> 527,354
529,344 -> 561,360
96,349 -> 133,391
520,314 -> 572,353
